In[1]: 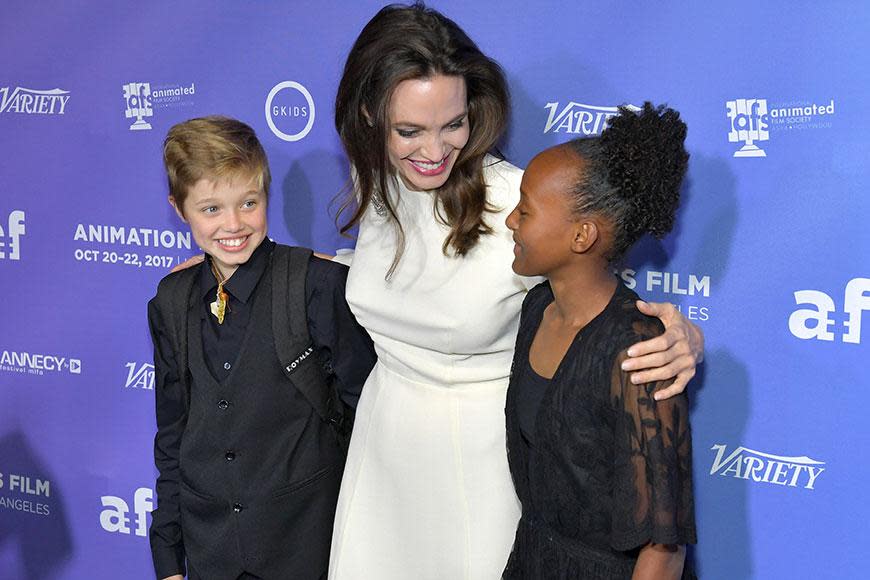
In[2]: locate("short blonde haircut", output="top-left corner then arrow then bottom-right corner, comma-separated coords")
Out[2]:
163,116 -> 271,213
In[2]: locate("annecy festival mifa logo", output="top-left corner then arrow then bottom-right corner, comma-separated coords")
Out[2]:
726,98 -> 769,157
123,82 -> 153,131
0,210 -> 25,261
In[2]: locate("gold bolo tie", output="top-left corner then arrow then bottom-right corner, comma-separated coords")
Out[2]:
209,260 -> 229,324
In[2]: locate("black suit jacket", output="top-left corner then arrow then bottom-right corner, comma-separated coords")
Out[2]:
148,244 -> 374,579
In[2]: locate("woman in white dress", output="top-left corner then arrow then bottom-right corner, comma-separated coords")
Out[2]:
328,5 -> 703,580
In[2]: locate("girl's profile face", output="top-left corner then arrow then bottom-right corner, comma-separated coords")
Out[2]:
506,147 -> 581,277
386,74 -> 470,192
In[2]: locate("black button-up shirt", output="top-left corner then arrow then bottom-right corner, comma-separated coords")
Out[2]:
199,239 -> 372,407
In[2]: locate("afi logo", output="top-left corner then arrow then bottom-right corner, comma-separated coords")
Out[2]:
0,210 -> 25,260
100,487 -> 153,537
125,362 -> 154,390
123,83 -> 153,131
726,98 -> 769,157
789,278 -> 870,344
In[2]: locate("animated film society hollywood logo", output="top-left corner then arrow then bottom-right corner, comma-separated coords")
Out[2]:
726,97 -> 836,157
619,268 -> 711,322
100,486 -> 153,537
543,101 -> 640,135
0,350 -> 81,376
0,210 -> 25,261
125,361 -> 154,390
710,444 -> 825,490
0,86 -> 70,115
265,80 -> 315,142
122,81 -> 196,131
0,471 -> 52,517
789,277 -> 869,344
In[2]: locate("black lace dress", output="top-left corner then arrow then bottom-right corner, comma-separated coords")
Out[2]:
503,281 -> 696,579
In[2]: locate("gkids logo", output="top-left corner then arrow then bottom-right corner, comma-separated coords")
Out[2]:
123,82 -> 153,130
710,444 -> 824,490
265,81 -> 315,142
789,278 -> 869,344
100,487 -> 153,537
544,102 -> 640,135
0,210 -> 25,261
125,362 -> 154,390
0,87 -> 70,115
726,98 -> 769,157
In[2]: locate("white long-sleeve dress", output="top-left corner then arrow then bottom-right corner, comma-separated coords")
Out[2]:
329,158 -> 534,580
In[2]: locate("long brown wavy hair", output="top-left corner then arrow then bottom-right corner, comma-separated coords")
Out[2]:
335,2 -> 509,275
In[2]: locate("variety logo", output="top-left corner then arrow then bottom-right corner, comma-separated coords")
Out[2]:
0,471 -> 51,516
620,268 -> 711,321
122,81 -> 196,131
710,444 -> 825,490
0,210 -> 25,261
789,277 -> 869,344
0,86 -> 70,115
265,81 -> 315,142
543,102 -> 640,135
100,487 -> 153,537
0,350 -> 81,376
726,98 -> 769,157
125,362 -> 154,390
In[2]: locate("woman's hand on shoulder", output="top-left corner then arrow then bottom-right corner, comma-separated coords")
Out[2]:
171,254 -> 204,272
622,300 -> 704,401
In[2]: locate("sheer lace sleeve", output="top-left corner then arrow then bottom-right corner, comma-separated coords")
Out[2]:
609,318 -> 696,552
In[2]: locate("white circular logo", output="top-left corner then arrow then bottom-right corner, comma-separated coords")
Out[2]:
265,81 -> 316,142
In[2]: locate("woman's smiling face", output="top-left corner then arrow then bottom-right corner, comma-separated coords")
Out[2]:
386,74 -> 470,192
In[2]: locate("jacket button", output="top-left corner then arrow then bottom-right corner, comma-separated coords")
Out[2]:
232,503 -> 243,513
225,451 -> 236,461
218,399 -> 229,410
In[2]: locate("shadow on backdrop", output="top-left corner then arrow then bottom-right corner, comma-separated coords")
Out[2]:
0,430 -> 73,579
280,150 -> 351,251
685,155 -> 750,578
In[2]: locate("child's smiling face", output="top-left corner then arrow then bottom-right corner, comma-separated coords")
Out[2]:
171,172 -> 267,279
506,146 -> 584,278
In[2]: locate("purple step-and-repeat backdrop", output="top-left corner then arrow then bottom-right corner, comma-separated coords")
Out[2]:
1,1 -> 867,578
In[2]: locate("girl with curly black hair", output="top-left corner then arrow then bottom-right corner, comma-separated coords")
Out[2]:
503,103 -> 697,579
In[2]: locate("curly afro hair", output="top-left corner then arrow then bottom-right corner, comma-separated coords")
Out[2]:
565,102 -> 688,262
